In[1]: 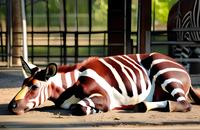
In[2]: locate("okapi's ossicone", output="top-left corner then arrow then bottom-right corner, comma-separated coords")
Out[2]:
8,53 -> 200,115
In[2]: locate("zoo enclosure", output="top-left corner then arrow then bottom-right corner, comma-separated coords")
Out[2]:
147,29 -> 200,85
0,0 -> 137,66
0,0 -> 200,86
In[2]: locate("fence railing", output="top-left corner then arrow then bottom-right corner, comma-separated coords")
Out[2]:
0,30 -> 138,67
145,30 -> 200,86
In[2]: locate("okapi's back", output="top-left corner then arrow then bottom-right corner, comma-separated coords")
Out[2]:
78,53 -> 152,101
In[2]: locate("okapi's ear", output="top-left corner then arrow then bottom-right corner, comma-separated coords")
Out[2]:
20,56 -> 37,78
45,63 -> 57,79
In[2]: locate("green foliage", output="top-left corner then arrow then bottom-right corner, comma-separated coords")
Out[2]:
92,0 -> 108,26
0,4 -> 6,24
131,1 -> 138,31
152,0 -> 177,24
48,0 -> 60,13
0,0 -> 179,30
25,0 -> 108,29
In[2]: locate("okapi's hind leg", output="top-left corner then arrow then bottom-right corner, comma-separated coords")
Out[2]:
136,100 -> 192,112
134,101 -> 169,112
168,100 -> 191,112
70,93 -> 109,115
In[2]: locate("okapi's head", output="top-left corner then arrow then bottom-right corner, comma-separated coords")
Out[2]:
8,57 -> 57,115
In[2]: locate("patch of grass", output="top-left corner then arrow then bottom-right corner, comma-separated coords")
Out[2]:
28,46 -> 108,57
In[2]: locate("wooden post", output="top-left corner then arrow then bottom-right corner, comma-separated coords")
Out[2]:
137,0 -> 151,53
6,0 -> 12,67
108,0 -> 131,55
12,0 -> 22,65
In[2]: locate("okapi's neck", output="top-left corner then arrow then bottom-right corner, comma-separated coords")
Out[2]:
47,65 -> 80,102
46,57 -> 98,103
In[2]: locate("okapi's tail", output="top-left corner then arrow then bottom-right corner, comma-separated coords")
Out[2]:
189,86 -> 200,105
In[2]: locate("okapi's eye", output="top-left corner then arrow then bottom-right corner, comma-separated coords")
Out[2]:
31,85 -> 38,90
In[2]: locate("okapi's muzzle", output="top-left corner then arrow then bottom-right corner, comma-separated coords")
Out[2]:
8,99 -> 27,115
8,100 -> 17,112
8,87 -> 29,115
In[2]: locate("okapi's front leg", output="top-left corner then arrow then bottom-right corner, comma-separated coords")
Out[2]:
55,84 -> 81,109
69,76 -> 110,116
70,93 -> 109,115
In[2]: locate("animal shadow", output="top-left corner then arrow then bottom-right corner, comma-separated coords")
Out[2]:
0,103 -> 71,116
0,104 -> 13,115
33,105 -> 72,116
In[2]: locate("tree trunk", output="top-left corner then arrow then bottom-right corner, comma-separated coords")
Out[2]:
12,0 -> 22,65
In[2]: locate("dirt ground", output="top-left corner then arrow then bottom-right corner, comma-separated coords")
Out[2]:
1,88 -> 200,129
0,70 -> 200,129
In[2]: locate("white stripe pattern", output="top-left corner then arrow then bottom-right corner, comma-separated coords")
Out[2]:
124,55 -> 148,95
171,88 -> 185,97
27,82 -> 49,109
177,97 -> 186,102
153,68 -> 188,83
161,78 -> 183,93
65,72 -> 72,87
24,53 -> 191,114
80,68 -> 122,109
109,57 -> 137,96
77,54 -> 189,110
99,58 -> 128,96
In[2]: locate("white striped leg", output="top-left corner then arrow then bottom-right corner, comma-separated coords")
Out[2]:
168,100 -> 191,112
77,98 -> 99,115
137,101 -> 168,112
70,93 -> 107,115
160,80 -> 191,112
139,100 -> 191,112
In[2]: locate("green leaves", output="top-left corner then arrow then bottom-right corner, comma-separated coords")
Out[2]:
152,0 -> 177,24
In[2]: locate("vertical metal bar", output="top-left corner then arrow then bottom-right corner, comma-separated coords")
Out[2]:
0,24 -> 3,61
0,3 -> 3,61
153,0 -> 156,31
125,0 -> 131,54
88,0 -> 92,56
145,31 -> 151,53
124,0 -> 127,54
21,0 -> 28,62
0,1 -> 3,61
137,0 -> 141,53
75,32 -> 78,63
63,0 -> 67,64
59,0 -> 64,65
75,0 -> 78,31
46,0 -> 50,63
103,32 -> 106,56
6,0 -> 12,67
31,0 -> 34,63
75,0 -> 78,63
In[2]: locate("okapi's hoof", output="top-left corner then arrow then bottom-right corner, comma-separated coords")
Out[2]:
134,102 -> 148,112
70,104 -> 87,116
168,101 -> 192,112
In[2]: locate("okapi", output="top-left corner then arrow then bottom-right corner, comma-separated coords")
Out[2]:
8,53 -> 200,115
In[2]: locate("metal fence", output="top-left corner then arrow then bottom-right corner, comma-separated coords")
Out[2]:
0,0 -> 138,67
145,30 -> 200,85
0,30 -> 138,67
